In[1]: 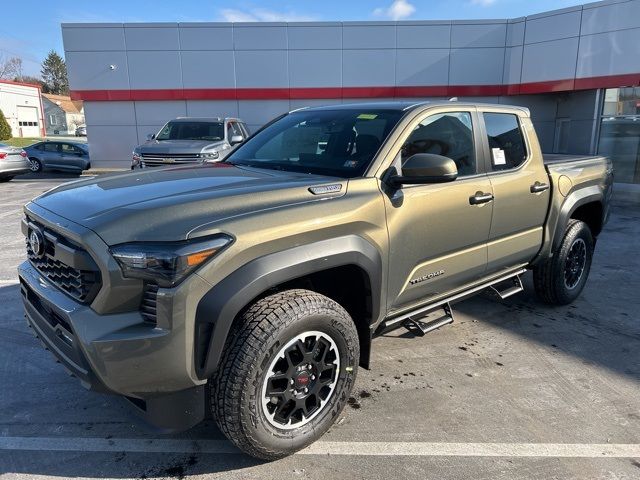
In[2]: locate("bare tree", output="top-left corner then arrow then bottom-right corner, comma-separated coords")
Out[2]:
0,55 -> 23,80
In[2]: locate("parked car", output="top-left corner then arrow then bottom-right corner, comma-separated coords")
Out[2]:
75,126 -> 87,137
19,102 -> 612,459
132,117 -> 250,169
24,141 -> 91,173
0,143 -> 30,182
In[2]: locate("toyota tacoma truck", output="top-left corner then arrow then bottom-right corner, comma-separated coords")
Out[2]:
18,101 -> 613,459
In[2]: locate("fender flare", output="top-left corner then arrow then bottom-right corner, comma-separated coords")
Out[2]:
194,235 -> 383,379
551,185 -> 603,252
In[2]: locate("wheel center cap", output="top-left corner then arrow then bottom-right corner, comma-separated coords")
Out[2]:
294,371 -> 311,388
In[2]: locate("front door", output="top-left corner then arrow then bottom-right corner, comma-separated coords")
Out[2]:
383,108 -> 493,311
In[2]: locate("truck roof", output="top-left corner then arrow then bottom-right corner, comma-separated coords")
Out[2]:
296,101 -> 530,116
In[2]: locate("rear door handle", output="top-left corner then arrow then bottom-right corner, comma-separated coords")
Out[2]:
469,192 -> 494,205
530,182 -> 550,193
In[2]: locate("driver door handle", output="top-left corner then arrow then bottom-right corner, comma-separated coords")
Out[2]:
469,192 -> 494,205
530,182 -> 550,193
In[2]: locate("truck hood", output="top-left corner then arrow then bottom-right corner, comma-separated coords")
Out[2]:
139,139 -> 225,153
31,164 -> 345,245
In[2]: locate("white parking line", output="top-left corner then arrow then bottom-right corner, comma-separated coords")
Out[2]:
0,437 -> 638,458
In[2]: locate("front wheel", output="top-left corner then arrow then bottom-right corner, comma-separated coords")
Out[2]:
211,289 -> 359,459
533,219 -> 594,305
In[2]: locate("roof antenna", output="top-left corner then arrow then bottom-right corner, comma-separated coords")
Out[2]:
449,97 -> 458,102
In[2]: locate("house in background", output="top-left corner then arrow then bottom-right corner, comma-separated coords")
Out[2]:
0,79 -> 44,138
42,93 -> 84,135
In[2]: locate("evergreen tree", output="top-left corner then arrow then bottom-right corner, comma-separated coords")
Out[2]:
0,109 -> 12,141
41,51 -> 69,95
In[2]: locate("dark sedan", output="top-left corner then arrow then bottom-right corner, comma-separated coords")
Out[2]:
24,141 -> 91,173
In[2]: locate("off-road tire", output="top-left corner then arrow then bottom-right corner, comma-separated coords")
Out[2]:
533,219 -> 594,305
210,289 -> 359,460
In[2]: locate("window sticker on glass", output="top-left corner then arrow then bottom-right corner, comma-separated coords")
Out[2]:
357,114 -> 378,120
491,148 -> 507,165
343,160 -> 359,168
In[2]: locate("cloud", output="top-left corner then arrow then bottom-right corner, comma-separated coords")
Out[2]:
469,0 -> 497,6
373,0 -> 416,21
219,8 -> 318,23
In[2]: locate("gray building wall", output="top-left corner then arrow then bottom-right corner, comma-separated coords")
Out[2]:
62,0 -> 640,167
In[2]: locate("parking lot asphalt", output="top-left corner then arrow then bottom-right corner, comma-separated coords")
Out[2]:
1,178 -> 639,480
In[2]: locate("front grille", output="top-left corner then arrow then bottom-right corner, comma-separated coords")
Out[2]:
140,283 -> 159,324
25,220 -> 102,304
141,153 -> 202,167
21,279 -> 75,346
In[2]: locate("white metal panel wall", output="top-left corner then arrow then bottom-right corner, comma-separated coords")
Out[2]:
179,24 -> 234,50
576,27 -> 640,77
521,38 -> 580,83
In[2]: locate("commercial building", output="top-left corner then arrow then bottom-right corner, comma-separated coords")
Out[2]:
63,0 -> 640,183
0,80 -> 45,138
42,94 -> 85,136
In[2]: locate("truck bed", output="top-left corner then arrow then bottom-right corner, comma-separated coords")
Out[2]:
543,153 -> 607,165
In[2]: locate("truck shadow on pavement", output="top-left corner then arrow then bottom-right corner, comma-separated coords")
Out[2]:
1,205 -> 639,478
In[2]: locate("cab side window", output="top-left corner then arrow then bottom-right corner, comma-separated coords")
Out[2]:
401,112 -> 476,176
61,144 -> 80,154
483,113 -> 528,171
43,143 -> 59,153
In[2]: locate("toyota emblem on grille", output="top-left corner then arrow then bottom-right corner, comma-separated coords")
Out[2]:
29,228 -> 45,258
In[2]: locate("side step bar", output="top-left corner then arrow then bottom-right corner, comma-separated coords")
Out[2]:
404,303 -> 454,336
380,268 -> 527,333
488,275 -> 524,300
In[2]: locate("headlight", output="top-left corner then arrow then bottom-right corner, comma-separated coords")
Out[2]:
110,234 -> 233,287
201,150 -> 219,160
132,151 -> 141,166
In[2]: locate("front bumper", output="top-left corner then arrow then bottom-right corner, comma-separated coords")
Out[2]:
19,260 -> 208,431
17,201 -> 213,431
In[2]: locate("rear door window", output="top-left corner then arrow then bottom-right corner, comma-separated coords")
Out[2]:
483,113 -> 528,171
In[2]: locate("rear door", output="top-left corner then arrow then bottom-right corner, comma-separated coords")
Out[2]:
384,107 -> 494,310
59,143 -> 86,170
480,110 -> 551,272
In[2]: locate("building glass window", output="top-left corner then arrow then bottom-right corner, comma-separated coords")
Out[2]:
598,87 -> 640,184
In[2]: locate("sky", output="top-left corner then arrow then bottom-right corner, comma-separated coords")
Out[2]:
3,0 -> 591,77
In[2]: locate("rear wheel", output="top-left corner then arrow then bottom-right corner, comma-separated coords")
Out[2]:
29,158 -> 42,173
533,219 -> 594,305
211,289 -> 359,460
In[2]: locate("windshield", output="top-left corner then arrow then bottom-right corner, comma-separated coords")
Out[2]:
225,109 -> 405,177
156,121 -> 224,141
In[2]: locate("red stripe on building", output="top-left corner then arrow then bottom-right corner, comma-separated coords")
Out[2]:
69,73 -> 640,102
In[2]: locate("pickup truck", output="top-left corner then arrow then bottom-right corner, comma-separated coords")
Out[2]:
131,117 -> 250,169
18,101 -> 613,459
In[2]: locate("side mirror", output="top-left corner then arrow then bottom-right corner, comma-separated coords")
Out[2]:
146,133 -> 155,141
390,154 -> 458,186
230,135 -> 244,146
